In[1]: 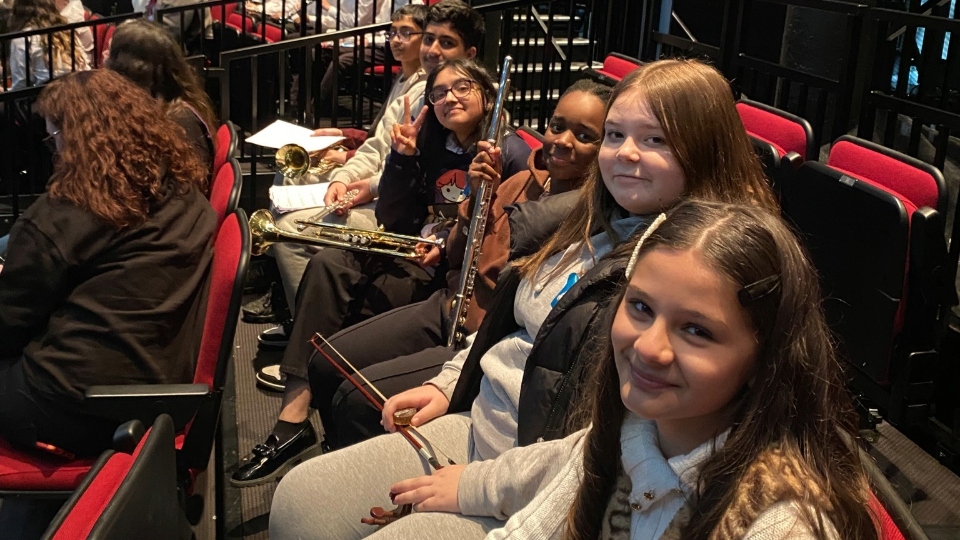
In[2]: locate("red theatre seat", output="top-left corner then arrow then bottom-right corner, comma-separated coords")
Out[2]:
736,98 -> 816,162
736,99 -> 815,193
0,210 -> 250,497
515,125 -> 544,151
782,138 -> 955,430
827,136 -> 946,215
213,121 -> 238,177
43,416 -> 184,540
210,157 -> 243,229
583,53 -> 642,86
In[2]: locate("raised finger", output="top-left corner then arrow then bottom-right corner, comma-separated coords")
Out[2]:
412,105 -> 429,131
403,95 -> 411,124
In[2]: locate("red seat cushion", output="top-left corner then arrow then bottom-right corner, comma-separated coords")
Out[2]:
870,492 -> 906,540
736,102 -> 810,160
601,54 -> 640,80
0,439 -> 97,491
209,162 -> 235,229
50,453 -> 133,540
366,64 -> 402,76
213,124 -> 232,177
515,129 -> 543,151
212,2 -> 237,21
194,214 -> 243,389
828,140 -> 940,211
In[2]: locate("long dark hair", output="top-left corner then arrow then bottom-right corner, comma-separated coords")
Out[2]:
106,20 -> 218,144
36,70 -> 207,229
517,59 -> 776,279
565,200 -> 877,540
419,57 -> 496,151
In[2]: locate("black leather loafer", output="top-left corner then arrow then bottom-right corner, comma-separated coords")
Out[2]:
230,422 -> 321,487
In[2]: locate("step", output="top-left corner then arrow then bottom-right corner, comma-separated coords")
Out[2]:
508,87 -> 562,102
510,37 -> 591,48
508,60 -> 600,74
512,13 -> 574,24
507,61 -> 600,89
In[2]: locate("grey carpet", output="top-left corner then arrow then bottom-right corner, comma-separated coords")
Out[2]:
228,315 -> 324,539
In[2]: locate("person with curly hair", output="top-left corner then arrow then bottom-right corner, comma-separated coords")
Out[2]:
0,69 -> 216,457
106,19 -> 218,171
6,0 -> 89,90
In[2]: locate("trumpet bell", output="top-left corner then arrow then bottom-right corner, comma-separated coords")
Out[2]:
275,143 -> 348,181
276,144 -> 311,179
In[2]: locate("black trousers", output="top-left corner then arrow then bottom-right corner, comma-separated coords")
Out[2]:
0,359 -> 118,457
306,289 -> 458,449
279,248 -> 443,381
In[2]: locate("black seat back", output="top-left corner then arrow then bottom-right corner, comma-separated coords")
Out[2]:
782,161 -> 909,386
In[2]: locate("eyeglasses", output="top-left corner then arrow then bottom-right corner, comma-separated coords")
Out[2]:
428,79 -> 477,105
43,129 -> 61,153
386,28 -> 423,42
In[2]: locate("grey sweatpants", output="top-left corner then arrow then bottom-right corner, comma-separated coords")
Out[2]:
269,413 -> 504,540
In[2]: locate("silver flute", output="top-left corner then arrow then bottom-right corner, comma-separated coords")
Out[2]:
447,55 -> 513,349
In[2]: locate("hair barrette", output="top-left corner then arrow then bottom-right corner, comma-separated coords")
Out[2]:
737,274 -> 781,306
625,213 -> 667,277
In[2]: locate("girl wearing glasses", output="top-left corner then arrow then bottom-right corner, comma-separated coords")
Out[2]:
376,57 -> 531,236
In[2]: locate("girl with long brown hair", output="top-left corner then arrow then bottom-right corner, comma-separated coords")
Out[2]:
7,0 -> 89,90
472,199 -> 878,540
269,59 -> 775,540
106,19 -> 218,170
0,70 -> 214,457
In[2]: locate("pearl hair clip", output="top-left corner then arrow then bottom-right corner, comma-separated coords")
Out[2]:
625,212 -> 667,277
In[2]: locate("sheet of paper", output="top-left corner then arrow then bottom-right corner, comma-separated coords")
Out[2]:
247,120 -> 344,153
269,183 -> 332,213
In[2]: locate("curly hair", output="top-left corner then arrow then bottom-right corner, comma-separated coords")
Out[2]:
564,200 -> 877,540
106,20 -> 218,147
35,70 -> 207,229
9,0 -> 87,72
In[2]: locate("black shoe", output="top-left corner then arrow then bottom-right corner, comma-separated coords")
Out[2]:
244,257 -> 281,294
255,364 -> 286,392
242,282 -> 288,323
231,423 -> 321,487
257,319 -> 293,349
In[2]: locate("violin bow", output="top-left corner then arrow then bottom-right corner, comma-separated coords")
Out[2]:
310,333 -> 444,470
314,335 -> 455,463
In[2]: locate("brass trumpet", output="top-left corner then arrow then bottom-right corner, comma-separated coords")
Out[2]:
276,143 -> 348,181
249,209 -> 444,259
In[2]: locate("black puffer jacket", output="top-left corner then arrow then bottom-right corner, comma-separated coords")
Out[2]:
448,192 -> 635,446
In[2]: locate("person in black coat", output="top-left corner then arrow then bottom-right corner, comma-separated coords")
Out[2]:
0,70 -> 215,457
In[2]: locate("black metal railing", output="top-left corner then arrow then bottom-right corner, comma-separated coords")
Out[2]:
640,0 -> 870,151
214,0 -> 597,208
0,11 -> 143,91
7,0 -> 959,234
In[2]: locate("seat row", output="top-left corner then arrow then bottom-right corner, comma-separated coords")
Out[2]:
0,124 -> 248,538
